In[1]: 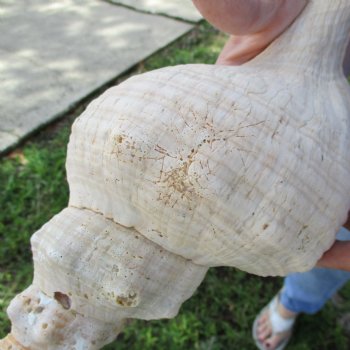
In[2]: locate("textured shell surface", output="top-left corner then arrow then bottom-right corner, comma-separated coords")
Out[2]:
7,284 -> 124,350
67,59 -> 350,275
2,1 -> 350,349
66,0 -> 350,276
67,62 -> 350,276
4,206 -> 207,349
31,207 -> 207,322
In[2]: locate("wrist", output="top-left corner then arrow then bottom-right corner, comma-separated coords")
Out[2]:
316,241 -> 350,271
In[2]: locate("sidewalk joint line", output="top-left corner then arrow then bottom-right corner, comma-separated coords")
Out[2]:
101,0 -> 200,25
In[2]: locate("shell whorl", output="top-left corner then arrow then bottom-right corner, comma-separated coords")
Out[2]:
67,64 -> 350,276
31,207 -> 207,322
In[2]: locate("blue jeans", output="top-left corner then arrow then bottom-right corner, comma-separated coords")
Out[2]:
280,227 -> 350,314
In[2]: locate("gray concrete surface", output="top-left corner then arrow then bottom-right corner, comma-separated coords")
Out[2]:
110,0 -> 202,22
0,0 -> 198,153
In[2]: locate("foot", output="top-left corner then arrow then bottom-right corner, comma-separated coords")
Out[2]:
253,294 -> 298,350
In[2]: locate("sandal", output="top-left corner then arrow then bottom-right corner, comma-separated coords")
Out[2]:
252,294 -> 296,350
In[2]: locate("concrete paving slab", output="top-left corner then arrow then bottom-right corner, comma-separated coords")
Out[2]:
0,0 -> 193,153
110,0 -> 202,22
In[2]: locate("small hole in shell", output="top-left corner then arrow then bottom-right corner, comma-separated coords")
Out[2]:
34,306 -> 44,313
54,292 -> 71,310
23,297 -> 31,305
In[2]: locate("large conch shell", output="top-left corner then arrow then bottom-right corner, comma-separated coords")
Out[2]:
1,0 -> 350,349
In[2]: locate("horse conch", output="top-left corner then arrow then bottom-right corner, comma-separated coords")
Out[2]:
1,0 -> 350,349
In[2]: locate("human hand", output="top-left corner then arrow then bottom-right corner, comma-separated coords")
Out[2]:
193,0 -> 350,74
192,0 -> 307,65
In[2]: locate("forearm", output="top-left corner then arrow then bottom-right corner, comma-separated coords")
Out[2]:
316,240 -> 350,271
316,213 -> 350,271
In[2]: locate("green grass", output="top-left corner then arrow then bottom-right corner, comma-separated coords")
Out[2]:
1,22 -> 350,349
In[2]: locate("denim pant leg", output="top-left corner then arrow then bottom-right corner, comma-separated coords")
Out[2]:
280,226 -> 350,314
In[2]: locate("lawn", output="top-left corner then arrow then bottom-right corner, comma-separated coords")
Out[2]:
1,22 -> 350,350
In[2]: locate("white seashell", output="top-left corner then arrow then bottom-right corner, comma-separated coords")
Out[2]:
66,2 -> 350,275
3,207 -> 206,349
1,1 -> 350,348
31,207 -> 207,322
6,284 -> 124,349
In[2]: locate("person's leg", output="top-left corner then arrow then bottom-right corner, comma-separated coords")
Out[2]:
281,226 -> 350,314
255,226 -> 350,350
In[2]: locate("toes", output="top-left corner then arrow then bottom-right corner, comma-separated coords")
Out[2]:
256,310 -> 288,349
257,312 -> 272,341
258,324 -> 270,336
263,333 -> 289,350
254,297 -> 294,350
258,327 -> 272,342
258,312 -> 269,325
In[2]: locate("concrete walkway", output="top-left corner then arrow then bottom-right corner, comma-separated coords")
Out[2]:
0,0 -> 201,154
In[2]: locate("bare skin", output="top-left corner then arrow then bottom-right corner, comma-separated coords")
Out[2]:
317,213 -> 350,271
256,220 -> 350,350
193,0 -> 308,65
192,1 -> 350,349
256,301 -> 297,349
